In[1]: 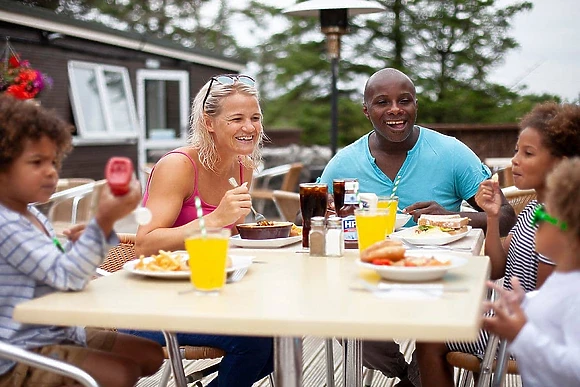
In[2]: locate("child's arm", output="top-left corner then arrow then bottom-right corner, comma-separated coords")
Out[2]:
507,305 -> 580,386
483,280 -> 580,386
0,213 -> 118,291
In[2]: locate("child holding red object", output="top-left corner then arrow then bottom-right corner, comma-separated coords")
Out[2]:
0,95 -> 163,387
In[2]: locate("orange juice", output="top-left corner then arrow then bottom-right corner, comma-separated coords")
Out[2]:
377,196 -> 399,236
354,209 -> 390,251
185,229 -> 230,293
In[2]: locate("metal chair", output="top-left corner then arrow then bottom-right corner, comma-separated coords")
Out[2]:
35,179 -> 105,237
0,341 -> 99,387
100,234 -> 274,387
251,163 -> 303,214
446,285 -> 519,387
272,190 -> 300,222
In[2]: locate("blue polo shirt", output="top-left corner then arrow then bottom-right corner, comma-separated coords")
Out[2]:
319,126 -> 491,224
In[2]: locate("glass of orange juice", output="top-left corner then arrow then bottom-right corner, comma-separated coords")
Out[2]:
354,208 -> 390,252
377,196 -> 399,236
184,228 -> 231,294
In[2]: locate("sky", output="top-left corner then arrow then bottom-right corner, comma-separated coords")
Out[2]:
241,0 -> 579,101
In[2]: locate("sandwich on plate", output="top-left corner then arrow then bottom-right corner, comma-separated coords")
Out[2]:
415,214 -> 470,235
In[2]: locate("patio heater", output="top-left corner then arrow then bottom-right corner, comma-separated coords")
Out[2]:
282,0 -> 385,157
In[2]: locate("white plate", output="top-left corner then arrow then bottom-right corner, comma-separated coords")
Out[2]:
357,250 -> 468,282
229,234 -> 302,248
123,253 -> 254,279
389,226 -> 471,245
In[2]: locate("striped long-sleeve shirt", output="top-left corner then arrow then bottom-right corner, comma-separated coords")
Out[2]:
0,203 -> 118,374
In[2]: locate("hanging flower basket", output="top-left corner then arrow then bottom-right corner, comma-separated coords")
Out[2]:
0,39 -> 52,100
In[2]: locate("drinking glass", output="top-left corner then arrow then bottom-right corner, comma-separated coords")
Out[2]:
377,196 -> 399,236
299,183 -> 328,248
332,179 -> 345,213
354,208 -> 390,252
184,228 -> 231,294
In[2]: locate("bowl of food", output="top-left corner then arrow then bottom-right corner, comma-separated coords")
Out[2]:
236,221 -> 293,240
395,213 -> 412,230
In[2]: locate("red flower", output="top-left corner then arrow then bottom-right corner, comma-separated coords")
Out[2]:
1,50 -> 51,100
8,55 -> 20,68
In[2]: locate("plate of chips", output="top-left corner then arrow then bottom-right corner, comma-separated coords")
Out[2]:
123,251 -> 255,279
123,250 -> 189,279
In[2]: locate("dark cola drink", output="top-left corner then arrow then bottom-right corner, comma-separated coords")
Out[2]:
333,179 -> 345,213
299,183 -> 328,248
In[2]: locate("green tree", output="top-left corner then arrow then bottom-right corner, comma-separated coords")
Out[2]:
249,0 -> 542,145
23,0 -> 249,59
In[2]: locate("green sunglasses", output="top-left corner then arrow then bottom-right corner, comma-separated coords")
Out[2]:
202,74 -> 256,110
531,204 -> 568,231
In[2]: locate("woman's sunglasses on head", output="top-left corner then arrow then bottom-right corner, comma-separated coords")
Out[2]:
202,74 -> 256,109
531,204 -> 567,231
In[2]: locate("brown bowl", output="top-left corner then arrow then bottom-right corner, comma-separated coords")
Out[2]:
236,221 -> 293,240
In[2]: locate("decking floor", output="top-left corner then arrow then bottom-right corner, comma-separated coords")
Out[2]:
136,337 -> 522,387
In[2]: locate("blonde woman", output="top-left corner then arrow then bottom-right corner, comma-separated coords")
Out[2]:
128,75 -> 273,387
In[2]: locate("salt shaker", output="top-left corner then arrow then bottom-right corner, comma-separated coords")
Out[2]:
309,216 -> 326,257
325,216 -> 344,257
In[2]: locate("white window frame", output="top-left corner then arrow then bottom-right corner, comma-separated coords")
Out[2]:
135,69 -> 190,184
68,60 -> 139,139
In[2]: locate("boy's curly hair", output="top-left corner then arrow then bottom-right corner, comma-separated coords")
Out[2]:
519,102 -> 580,158
0,95 -> 73,173
546,157 -> 580,244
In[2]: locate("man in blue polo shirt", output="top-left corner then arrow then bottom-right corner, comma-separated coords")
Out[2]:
319,68 -> 516,386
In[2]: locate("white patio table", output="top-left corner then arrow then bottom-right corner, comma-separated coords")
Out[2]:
14,229 -> 488,387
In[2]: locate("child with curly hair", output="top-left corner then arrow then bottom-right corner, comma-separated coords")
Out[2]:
416,102 -> 580,386
0,95 -> 163,387
484,157 -> 580,387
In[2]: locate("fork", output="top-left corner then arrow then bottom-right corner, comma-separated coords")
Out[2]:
228,177 -> 267,223
226,268 -> 248,284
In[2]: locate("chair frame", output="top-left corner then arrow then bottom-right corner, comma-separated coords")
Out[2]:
0,341 -> 99,387
251,163 -> 303,214
446,285 -> 519,387
272,190 -> 300,223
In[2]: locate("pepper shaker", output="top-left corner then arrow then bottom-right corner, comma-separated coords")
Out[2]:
309,216 -> 326,257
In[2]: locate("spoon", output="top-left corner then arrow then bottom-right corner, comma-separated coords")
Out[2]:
228,177 -> 268,223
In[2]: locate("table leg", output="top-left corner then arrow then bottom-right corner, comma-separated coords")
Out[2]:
342,338 -> 362,387
162,331 -> 188,387
325,338 -> 336,387
274,337 -> 302,387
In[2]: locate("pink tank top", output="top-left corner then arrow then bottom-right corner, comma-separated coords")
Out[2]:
142,151 -> 244,228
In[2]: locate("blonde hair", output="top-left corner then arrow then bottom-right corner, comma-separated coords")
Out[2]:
546,157 -> 580,245
188,77 -> 265,172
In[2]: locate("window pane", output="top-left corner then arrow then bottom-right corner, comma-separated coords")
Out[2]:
72,67 -> 105,133
104,70 -> 134,133
144,79 -> 181,140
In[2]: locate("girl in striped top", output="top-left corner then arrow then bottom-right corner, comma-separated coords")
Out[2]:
416,102 -> 580,387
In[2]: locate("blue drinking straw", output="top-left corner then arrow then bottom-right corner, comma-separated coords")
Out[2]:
194,196 -> 207,237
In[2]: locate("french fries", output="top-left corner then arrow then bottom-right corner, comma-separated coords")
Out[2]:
135,250 -> 187,272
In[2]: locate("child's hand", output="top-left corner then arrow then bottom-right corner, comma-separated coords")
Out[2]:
475,180 -> 502,217
62,223 -> 86,242
482,278 -> 527,342
95,178 -> 142,235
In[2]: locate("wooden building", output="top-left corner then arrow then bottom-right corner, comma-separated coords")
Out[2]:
0,0 -> 244,182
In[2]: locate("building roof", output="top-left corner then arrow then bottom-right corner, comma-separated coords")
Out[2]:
0,0 -> 244,71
